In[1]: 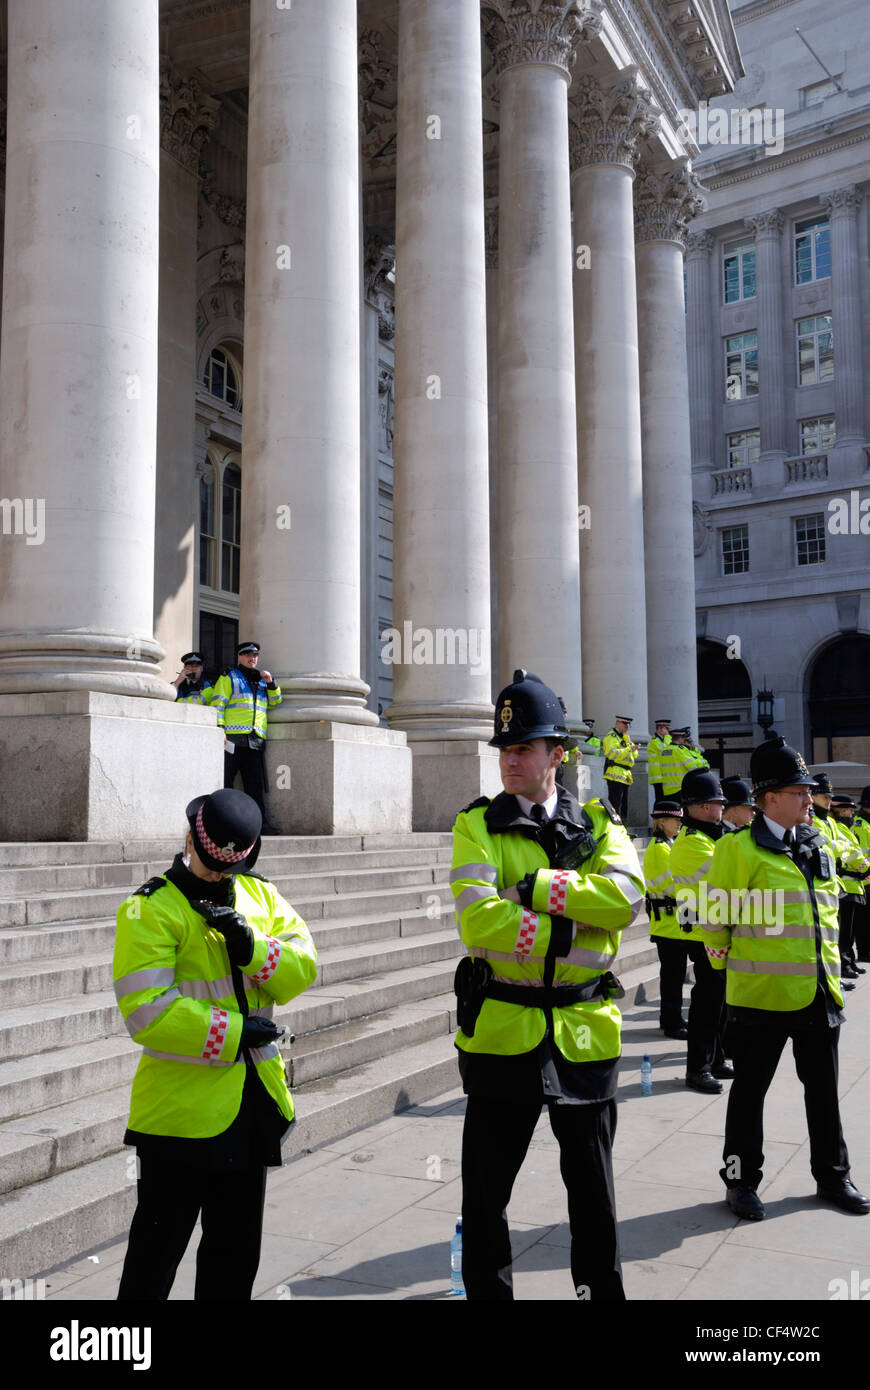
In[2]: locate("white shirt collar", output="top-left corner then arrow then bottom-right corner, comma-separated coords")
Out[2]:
763,814 -> 789,840
517,790 -> 559,821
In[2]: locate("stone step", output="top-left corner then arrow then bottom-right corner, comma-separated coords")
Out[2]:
288,996 -> 455,1086
0,920 -> 118,965
0,1034 -> 460,1281
0,1037 -> 139,1123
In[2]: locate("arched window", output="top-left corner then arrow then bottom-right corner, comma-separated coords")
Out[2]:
203,344 -> 243,411
808,635 -> 870,762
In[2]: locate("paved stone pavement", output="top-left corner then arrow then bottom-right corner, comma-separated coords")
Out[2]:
41,977 -> 870,1306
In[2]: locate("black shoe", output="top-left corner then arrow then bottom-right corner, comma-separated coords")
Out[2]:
727,1187 -> 765,1221
712,1060 -> 734,1079
662,1025 -> 688,1040
854,965 -> 867,975
686,1069 -> 723,1095
842,980 -> 856,991
842,966 -> 859,979
815,1180 -> 870,1215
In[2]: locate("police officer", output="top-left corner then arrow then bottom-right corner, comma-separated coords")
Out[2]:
114,789 -> 318,1298
172,651 -> 214,705
810,777 -> 858,992
702,738 -> 869,1219
647,720 -> 672,804
212,641 -> 282,833
451,670 -> 645,1300
853,787 -> 870,962
582,717 -> 603,756
667,768 -> 732,1093
660,727 -> 696,800
830,794 -> 870,979
643,800 -> 688,1038
721,777 -> 755,832
601,715 -> 639,820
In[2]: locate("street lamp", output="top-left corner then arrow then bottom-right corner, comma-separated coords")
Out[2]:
756,687 -> 775,738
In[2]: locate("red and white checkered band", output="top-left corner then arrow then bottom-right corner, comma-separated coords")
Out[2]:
201,1006 -> 230,1061
249,937 -> 281,983
547,871 -> 571,916
195,805 -> 256,865
705,946 -> 729,960
514,909 -> 539,956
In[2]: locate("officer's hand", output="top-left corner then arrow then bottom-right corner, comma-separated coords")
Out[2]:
196,902 -> 255,967
500,885 -> 521,904
172,670 -> 185,687
238,1015 -> 283,1056
260,669 -> 273,684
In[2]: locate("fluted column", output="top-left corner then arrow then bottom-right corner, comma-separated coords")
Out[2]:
242,0 -> 376,725
822,186 -> 865,449
0,0 -> 167,698
685,230 -> 715,468
745,209 -> 787,462
483,0 -> 592,720
635,162 -> 703,745
570,68 -> 658,759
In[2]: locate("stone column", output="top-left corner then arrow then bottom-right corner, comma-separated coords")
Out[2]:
685,230 -> 715,469
483,0 -> 592,724
387,0 -> 499,828
0,0 -> 221,840
822,186 -> 866,461
154,60 -> 219,677
242,0 -> 410,833
635,162 -> 703,748
745,209 -> 787,469
485,197 -> 500,689
570,68 -> 658,819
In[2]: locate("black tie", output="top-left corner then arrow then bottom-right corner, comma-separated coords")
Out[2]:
783,829 -> 794,852
530,804 -> 547,826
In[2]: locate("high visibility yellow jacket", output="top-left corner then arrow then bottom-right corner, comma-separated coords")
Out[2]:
667,819 -> 728,943
659,742 -> 697,796
643,833 -> 683,941
601,731 -> 639,786
647,734 -> 671,786
450,794 -> 645,1065
830,816 -> 870,896
114,870 -> 317,1138
211,668 -> 282,738
701,819 -> 843,1012
853,813 -> 870,853
175,680 -> 215,707
684,744 -> 710,771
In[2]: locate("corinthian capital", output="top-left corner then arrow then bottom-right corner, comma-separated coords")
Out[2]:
744,208 -> 784,237
569,68 -> 660,171
160,58 -> 220,176
481,0 -> 601,79
685,230 -> 714,258
634,162 -> 706,246
821,185 -> 863,216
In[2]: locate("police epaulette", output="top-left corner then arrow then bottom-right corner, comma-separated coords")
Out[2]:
132,876 -> 167,898
461,796 -> 491,814
596,797 -> 622,825
240,870 -> 269,882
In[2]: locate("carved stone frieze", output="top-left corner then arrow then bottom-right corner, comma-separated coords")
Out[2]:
821,185 -> 864,216
199,168 -> 246,229
569,69 -> 660,171
744,208 -> 784,237
485,200 -> 500,269
216,242 -> 245,285
378,367 -> 395,452
359,25 -> 397,173
634,161 -> 706,245
160,57 -> 219,175
365,229 -> 396,343
685,229 -> 714,257
481,0 -> 601,79
693,501 -> 711,556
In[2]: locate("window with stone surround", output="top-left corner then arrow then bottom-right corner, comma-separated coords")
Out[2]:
725,333 -> 758,400
797,315 -> 834,385
221,463 -> 241,594
727,430 -> 760,469
794,217 -> 831,284
200,471 -> 217,588
794,514 -> 826,567
723,237 -> 756,303
800,416 -> 836,454
203,345 -> 243,412
721,524 -> 749,576
199,449 -> 242,597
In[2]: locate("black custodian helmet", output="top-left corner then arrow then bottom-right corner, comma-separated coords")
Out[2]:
749,737 -> 817,797
490,669 -> 577,750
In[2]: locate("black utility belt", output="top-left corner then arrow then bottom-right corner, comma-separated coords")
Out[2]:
486,972 -> 624,1008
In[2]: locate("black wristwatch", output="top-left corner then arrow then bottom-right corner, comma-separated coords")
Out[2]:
514,872 -> 538,909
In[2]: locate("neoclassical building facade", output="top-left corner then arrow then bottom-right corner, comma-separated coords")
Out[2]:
0,0 -> 742,838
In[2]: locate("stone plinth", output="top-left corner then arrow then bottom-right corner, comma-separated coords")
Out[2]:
263,724 -> 412,835
0,692 -> 223,841
404,741 -> 502,832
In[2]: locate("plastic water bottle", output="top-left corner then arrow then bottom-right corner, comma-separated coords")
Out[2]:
641,1054 -> 653,1096
449,1219 -> 464,1295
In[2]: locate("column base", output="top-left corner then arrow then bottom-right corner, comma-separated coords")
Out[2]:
0,692 -> 223,840
407,740 -> 502,832
263,723 -> 412,834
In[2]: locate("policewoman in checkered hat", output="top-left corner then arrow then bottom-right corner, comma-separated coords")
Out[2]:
450,669 -> 645,1300
114,789 -> 317,1300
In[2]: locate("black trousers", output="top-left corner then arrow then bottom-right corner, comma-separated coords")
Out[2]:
838,897 -> 858,972
224,743 -> 267,820
117,1154 -> 268,1301
722,1011 -> 849,1191
685,941 -> 726,1073
653,937 -> 689,1030
460,1093 -> 625,1301
853,897 -> 870,961
604,780 -> 629,820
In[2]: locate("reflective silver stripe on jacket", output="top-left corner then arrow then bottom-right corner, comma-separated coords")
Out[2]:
646,868 -> 671,890
114,967 -> 176,1000
176,976 -> 236,1000
124,989 -> 182,1037
600,867 -> 645,926
247,1043 -> 280,1063
455,883 -> 499,916
470,945 -> 547,966
562,944 -> 617,969
671,863 -> 710,887
142,1047 -> 242,1067
726,957 -> 818,976
450,863 -> 499,886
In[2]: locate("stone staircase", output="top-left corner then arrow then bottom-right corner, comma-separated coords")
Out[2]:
0,831 -> 658,1281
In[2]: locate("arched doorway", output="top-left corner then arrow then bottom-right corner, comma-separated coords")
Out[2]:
807,635 -> 870,764
697,637 -> 753,777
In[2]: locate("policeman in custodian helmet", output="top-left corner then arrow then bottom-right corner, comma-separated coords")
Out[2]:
450,669 -> 645,1299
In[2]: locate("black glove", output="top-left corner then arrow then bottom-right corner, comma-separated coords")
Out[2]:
238,1015 -> 283,1058
196,902 -> 255,967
